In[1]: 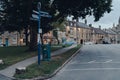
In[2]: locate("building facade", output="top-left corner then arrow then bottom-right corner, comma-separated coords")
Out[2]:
0,31 -> 26,46
65,21 -> 92,44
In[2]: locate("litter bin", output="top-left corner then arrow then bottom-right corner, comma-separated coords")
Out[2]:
42,44 -> 51,61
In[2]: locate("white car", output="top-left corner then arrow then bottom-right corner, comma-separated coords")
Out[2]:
85,42 -> 94,45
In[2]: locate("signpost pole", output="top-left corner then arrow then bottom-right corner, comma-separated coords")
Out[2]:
37,2 -> 41,65
31,2 -> 52,65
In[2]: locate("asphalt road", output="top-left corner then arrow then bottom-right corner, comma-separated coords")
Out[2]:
50,44 -> 120,80
0,74 -> 12,80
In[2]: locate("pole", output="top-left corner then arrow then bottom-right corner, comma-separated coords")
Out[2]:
37,2 -> 41,65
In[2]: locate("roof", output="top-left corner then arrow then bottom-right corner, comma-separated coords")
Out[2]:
105,29 -> 116,35
66,21 -> 90,29
76,22 -> 90,29
92,27 -> 106,34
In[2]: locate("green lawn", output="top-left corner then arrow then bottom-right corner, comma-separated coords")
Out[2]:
0,46 -> 37,70
0,45 -> 63,70
14,45 -> 81,79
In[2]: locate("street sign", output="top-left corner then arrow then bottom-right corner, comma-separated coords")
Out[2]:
31,2 -> 52,65
33,10 -> 49,15
32,14 -> 51,19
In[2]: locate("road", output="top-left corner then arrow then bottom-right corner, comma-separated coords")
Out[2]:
50,44 -> 120,80
0,74 -> 12,80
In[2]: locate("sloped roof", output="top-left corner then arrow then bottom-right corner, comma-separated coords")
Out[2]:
76,22 -> 90,29
66,21 -> 90,29
92,27 -> 106,34
105,29 -> 116,35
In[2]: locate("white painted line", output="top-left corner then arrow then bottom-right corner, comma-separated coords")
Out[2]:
88,60 -> 96,63
104,60 -> 112,63
64,68 -> 120,71
68,62 -> 120,64
69,61 -> 77,64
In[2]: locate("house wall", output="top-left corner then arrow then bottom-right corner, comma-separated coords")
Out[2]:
0,31 -> 25,46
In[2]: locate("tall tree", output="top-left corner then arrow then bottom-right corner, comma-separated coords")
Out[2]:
52,0 -> 112,21
0,0 -> 54,50
0,0 -> 112,50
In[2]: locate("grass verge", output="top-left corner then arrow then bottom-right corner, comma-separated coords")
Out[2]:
0,46 -> 37,70
0,46 -> 62,70
14,45 -> 81,79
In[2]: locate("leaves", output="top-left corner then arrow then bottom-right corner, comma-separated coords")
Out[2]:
52,0 -> 112,21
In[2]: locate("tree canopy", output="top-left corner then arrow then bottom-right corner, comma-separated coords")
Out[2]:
0,0 -> 112,32
0,0 -> 53,33
52,0 -> 112,21
0,0 -> 113,49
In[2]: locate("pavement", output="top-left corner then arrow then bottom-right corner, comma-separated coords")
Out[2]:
0,44 -> 77,79
51,44 -> 120,80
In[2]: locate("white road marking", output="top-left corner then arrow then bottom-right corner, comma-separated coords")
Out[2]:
64,68 -> 120,71
104,60 -> 112,63
69,62 -> 120,64
70,61 -> 77,64
88,60 -> 96,63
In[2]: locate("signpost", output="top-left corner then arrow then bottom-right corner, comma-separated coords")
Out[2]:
31,2 -> 52,65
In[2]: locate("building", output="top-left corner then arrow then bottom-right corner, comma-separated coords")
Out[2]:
65,21 -> 92,44
111,17 -> 120,43
90,26 -> 106,44
104,29 -> 117,44
0,31 -> 27,46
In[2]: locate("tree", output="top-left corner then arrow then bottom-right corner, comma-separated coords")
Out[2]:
0,0 -> 33,46
0,0 -> 113,50
52,0 -> 112,21
0,0 -> 54,50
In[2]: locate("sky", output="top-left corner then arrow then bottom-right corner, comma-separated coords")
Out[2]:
83,0 -> 120,29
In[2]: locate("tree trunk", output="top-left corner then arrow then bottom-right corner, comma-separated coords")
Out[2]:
25,27 -> 29,46
29,26 -> 37,51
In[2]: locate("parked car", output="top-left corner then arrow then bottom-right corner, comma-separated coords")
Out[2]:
85,42 -> 94,45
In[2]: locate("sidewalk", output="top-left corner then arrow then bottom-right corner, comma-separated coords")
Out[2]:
0,44 -> 77,78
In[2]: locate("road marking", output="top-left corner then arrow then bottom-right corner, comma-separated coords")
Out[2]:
64,68 -> 120,71
88,60 -> 96,63
104,60 -> 112,63
69,62 -> 120,64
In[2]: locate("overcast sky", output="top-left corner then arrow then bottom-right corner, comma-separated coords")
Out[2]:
84,0 -> 120,29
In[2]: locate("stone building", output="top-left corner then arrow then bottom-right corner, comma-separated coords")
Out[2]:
0,31 -> 26,46
111,17 -> 120,43
65,21 -> 92,44
90,26 -> 106,44
104,29 -> 117,44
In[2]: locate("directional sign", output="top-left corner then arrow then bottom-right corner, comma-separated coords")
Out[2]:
31,2 -> 52,65
32,14 -> 52,19
33,10 -> 49,15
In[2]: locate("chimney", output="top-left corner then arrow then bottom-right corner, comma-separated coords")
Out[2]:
85,19 -> 87,24
99,25 -> 101,29
89,24 -> 92,27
